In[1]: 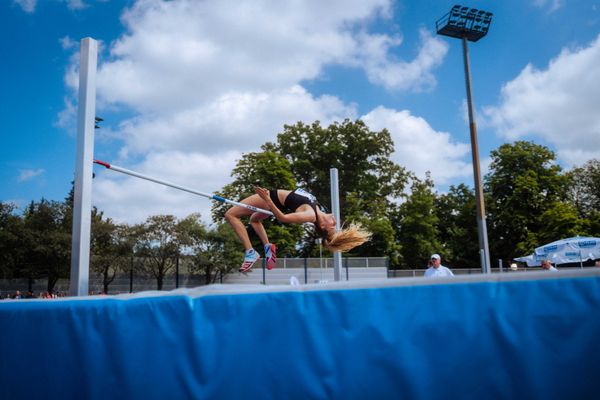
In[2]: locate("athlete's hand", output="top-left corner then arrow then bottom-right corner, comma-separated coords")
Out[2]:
254,186 -> 270,201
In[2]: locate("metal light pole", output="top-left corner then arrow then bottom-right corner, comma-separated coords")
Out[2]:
436,5 -> 493,274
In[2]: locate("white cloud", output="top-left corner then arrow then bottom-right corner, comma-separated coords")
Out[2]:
483,34 -> 600,166
55,97 -> 77,131
533,0 -> 563,13
18,168 -> 45,182
116,86 -> 356,155
14,0 -> 36,13
14,0 -> 87,13
93,151 -> 240,224
362,106 -> 472,185
59,36 -> 78,50
62,0 -> 453,223
356,28 -> 449,92
92,0 -> 392,113
66,0 -> 87,10
89,0 -> 444,113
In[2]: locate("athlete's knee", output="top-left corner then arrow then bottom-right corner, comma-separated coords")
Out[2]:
250,212 -> 266,223
224,209 -> 238,223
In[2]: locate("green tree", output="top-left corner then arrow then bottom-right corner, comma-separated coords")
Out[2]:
485,141 -> 572,262
0,202 -> 25,279
213,150 -> 302,256
567,159 -> 600,217
271,120 -> 407,257
21,199 -> 71,291
537,201 -> 585,244
90,214 -> 133,294
435,184 -> 480,268
218,119 -> 408,258
345,191 -> 401,263
189,223 -> 243,284
396,174 -> 441,268
586,211 -> 600,237
267,120 -> 407,215
566,159 -> 600,237
136,214 -> 197,290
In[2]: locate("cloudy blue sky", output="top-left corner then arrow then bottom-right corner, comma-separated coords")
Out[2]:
1,0 -> 599,224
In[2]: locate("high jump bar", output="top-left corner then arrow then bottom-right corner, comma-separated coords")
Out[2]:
93,160 -> 274,216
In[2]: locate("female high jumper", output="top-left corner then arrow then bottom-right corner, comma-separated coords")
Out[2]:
225,187 -> 371,272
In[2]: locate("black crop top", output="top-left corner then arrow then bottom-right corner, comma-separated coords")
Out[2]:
269,189 -> 328,237
269,188 -> 318,213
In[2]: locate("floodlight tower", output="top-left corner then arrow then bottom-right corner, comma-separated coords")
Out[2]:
436,5 -> 493,274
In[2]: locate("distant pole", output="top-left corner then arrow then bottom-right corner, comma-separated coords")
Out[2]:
175,253 -> 180,288
436,5 -> 493,274
69,38 -> 98,296
317,238 -> 323,282
330,168 -> 342,281
304,258 -> 308,284
129,254 -> 134,293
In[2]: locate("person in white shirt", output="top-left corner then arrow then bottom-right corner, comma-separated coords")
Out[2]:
541,259 -> 558,271
424,254 -> 454,277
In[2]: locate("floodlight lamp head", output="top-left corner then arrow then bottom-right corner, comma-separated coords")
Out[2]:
436,4 -> 493,42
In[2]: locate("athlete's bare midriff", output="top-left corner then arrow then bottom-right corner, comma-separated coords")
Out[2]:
275,189 -> 292,206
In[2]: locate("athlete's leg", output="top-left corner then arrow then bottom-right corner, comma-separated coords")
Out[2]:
249,212 -> 270,245
250,212 -> 277,270
224,194 -> 269,250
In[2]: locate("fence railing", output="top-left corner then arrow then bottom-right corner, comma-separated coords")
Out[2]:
277,257 -> 388,269
6,258 -> 581,297
0,257 -> 390,296
387,266 -> 561,278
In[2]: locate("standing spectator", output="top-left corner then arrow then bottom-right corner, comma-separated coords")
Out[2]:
595,260 -> 600,268
541,259 -> 558,271
424,254 -> 454,278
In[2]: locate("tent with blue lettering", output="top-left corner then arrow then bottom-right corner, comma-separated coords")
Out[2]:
514,236 -> 600,267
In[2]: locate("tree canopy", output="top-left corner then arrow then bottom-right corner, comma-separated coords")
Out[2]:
215,119 -> 408,258
2,125 -> 599,288
485,141 -> 583,262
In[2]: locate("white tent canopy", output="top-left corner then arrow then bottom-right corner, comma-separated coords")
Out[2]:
514,236 -> 600,267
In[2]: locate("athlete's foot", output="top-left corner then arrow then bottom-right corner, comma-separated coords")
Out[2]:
264,243 -> 277,270
239,249 -> 260,273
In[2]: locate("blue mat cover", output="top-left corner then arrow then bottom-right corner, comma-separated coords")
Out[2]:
1,275 -> 599,399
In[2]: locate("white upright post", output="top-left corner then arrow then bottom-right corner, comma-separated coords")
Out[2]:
69,38 -> 98,296
330,168 -> 342,281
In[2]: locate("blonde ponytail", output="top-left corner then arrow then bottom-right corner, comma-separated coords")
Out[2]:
323,223 -> 371,252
